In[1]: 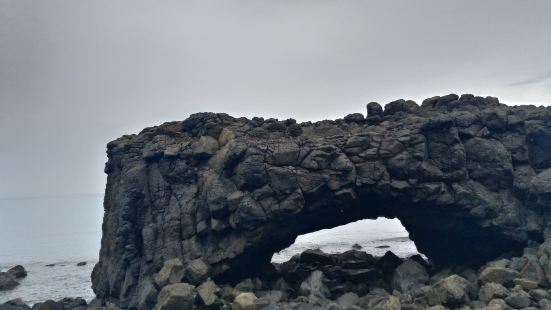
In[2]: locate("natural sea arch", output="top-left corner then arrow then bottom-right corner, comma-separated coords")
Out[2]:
214,193 -> 524,282
92,97 -> 551,308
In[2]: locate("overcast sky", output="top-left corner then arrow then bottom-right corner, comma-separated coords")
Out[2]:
1,1 -> 550,198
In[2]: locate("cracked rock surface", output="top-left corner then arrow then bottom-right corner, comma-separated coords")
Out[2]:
91,94 -> 551,309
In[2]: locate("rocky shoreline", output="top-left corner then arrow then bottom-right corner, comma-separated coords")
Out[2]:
108,240 -> 551,309
0,266 -> 27,291
4,94 -> 551,309
5,240 -> 551,309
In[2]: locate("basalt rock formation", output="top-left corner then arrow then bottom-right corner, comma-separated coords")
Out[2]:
92,94 -> 551,309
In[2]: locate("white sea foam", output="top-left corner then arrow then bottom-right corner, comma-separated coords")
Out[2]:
0,261 -> 96,305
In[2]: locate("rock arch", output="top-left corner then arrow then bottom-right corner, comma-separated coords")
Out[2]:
92,94 -> 551,309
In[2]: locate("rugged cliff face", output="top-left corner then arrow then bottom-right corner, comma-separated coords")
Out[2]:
92,94 -> 551,309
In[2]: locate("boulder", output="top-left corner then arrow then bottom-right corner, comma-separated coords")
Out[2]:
529,288 -> 549,301
272,278 -> 293,295
336,292 -> 359,308
197,279 -> 221,307
513,278 -> 538,290
192,136 -> 219,158
527,127 -> 551,170
31,300 -> 63,310
531,168 -> 551,206
154,258 -> 185,288
480,107 -> 508,131
540,299 -> 551,310
464,137 -> 513,190
298,271 -> 330,299
518,256 -> 547,286
266,142 -> 300,167
339,250 -> 376,269
504,290 -> 531,309
376,251 -> 403,275
7,265 -> 26,278
155,283 -> 196,310
391,259 -> 429,294
86,299 -> 104,308
422,94 -> 459,109
485,298 -> 510,310
478,282 -> 509,302
251,297 -> 271,309
384,99 -> 418,115
232,196 -> 267,230
0,272 -> 19,290
366,102 -> 383,116
0,299 -> 31,310
233,278 -> 259,294
257,290 -> 284,304
426,275 -> 471,307
344,113 -> 365,123
325,302 -> 341,310
184,259 -> 210,285
358,289 -> 401,310
479,267 -> 519,286
232,292 -> 257,310
57,297 -> 87,309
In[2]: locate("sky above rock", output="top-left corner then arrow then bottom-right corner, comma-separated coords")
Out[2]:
1,0 -> 550,197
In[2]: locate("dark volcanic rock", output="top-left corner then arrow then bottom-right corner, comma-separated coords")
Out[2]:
0,272 -> 19,291
155,283 -> 196,310
58,297 -> 87,310
300,249 -> 335,266
0,299 -> 31,310
527,126 -> 551,170
31,300 -> 63,310
1,298 -> 87,310
366,102 -> 383,116
376,251 -> 403,276
7,265 -> 27,278
298,271 -> 330,299
91,94 -> 551,309
426,275 -> 471,307
531,168 -> 551,207
343,113 -> 364,123
391,259 -> 429,294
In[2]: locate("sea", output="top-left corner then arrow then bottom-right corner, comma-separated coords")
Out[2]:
0,195 -> 420,305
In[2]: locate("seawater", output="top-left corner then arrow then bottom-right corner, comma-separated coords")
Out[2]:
0,195 -> 103,305
0,195 -> 420,305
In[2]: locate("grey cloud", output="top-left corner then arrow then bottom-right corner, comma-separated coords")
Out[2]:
510,71 -> 551,87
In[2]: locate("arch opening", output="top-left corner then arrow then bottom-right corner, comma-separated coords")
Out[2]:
216,193 -> 526,284
271,218 -> 421,263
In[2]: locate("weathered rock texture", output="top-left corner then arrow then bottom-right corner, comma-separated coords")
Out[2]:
92,94 -> 551,309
